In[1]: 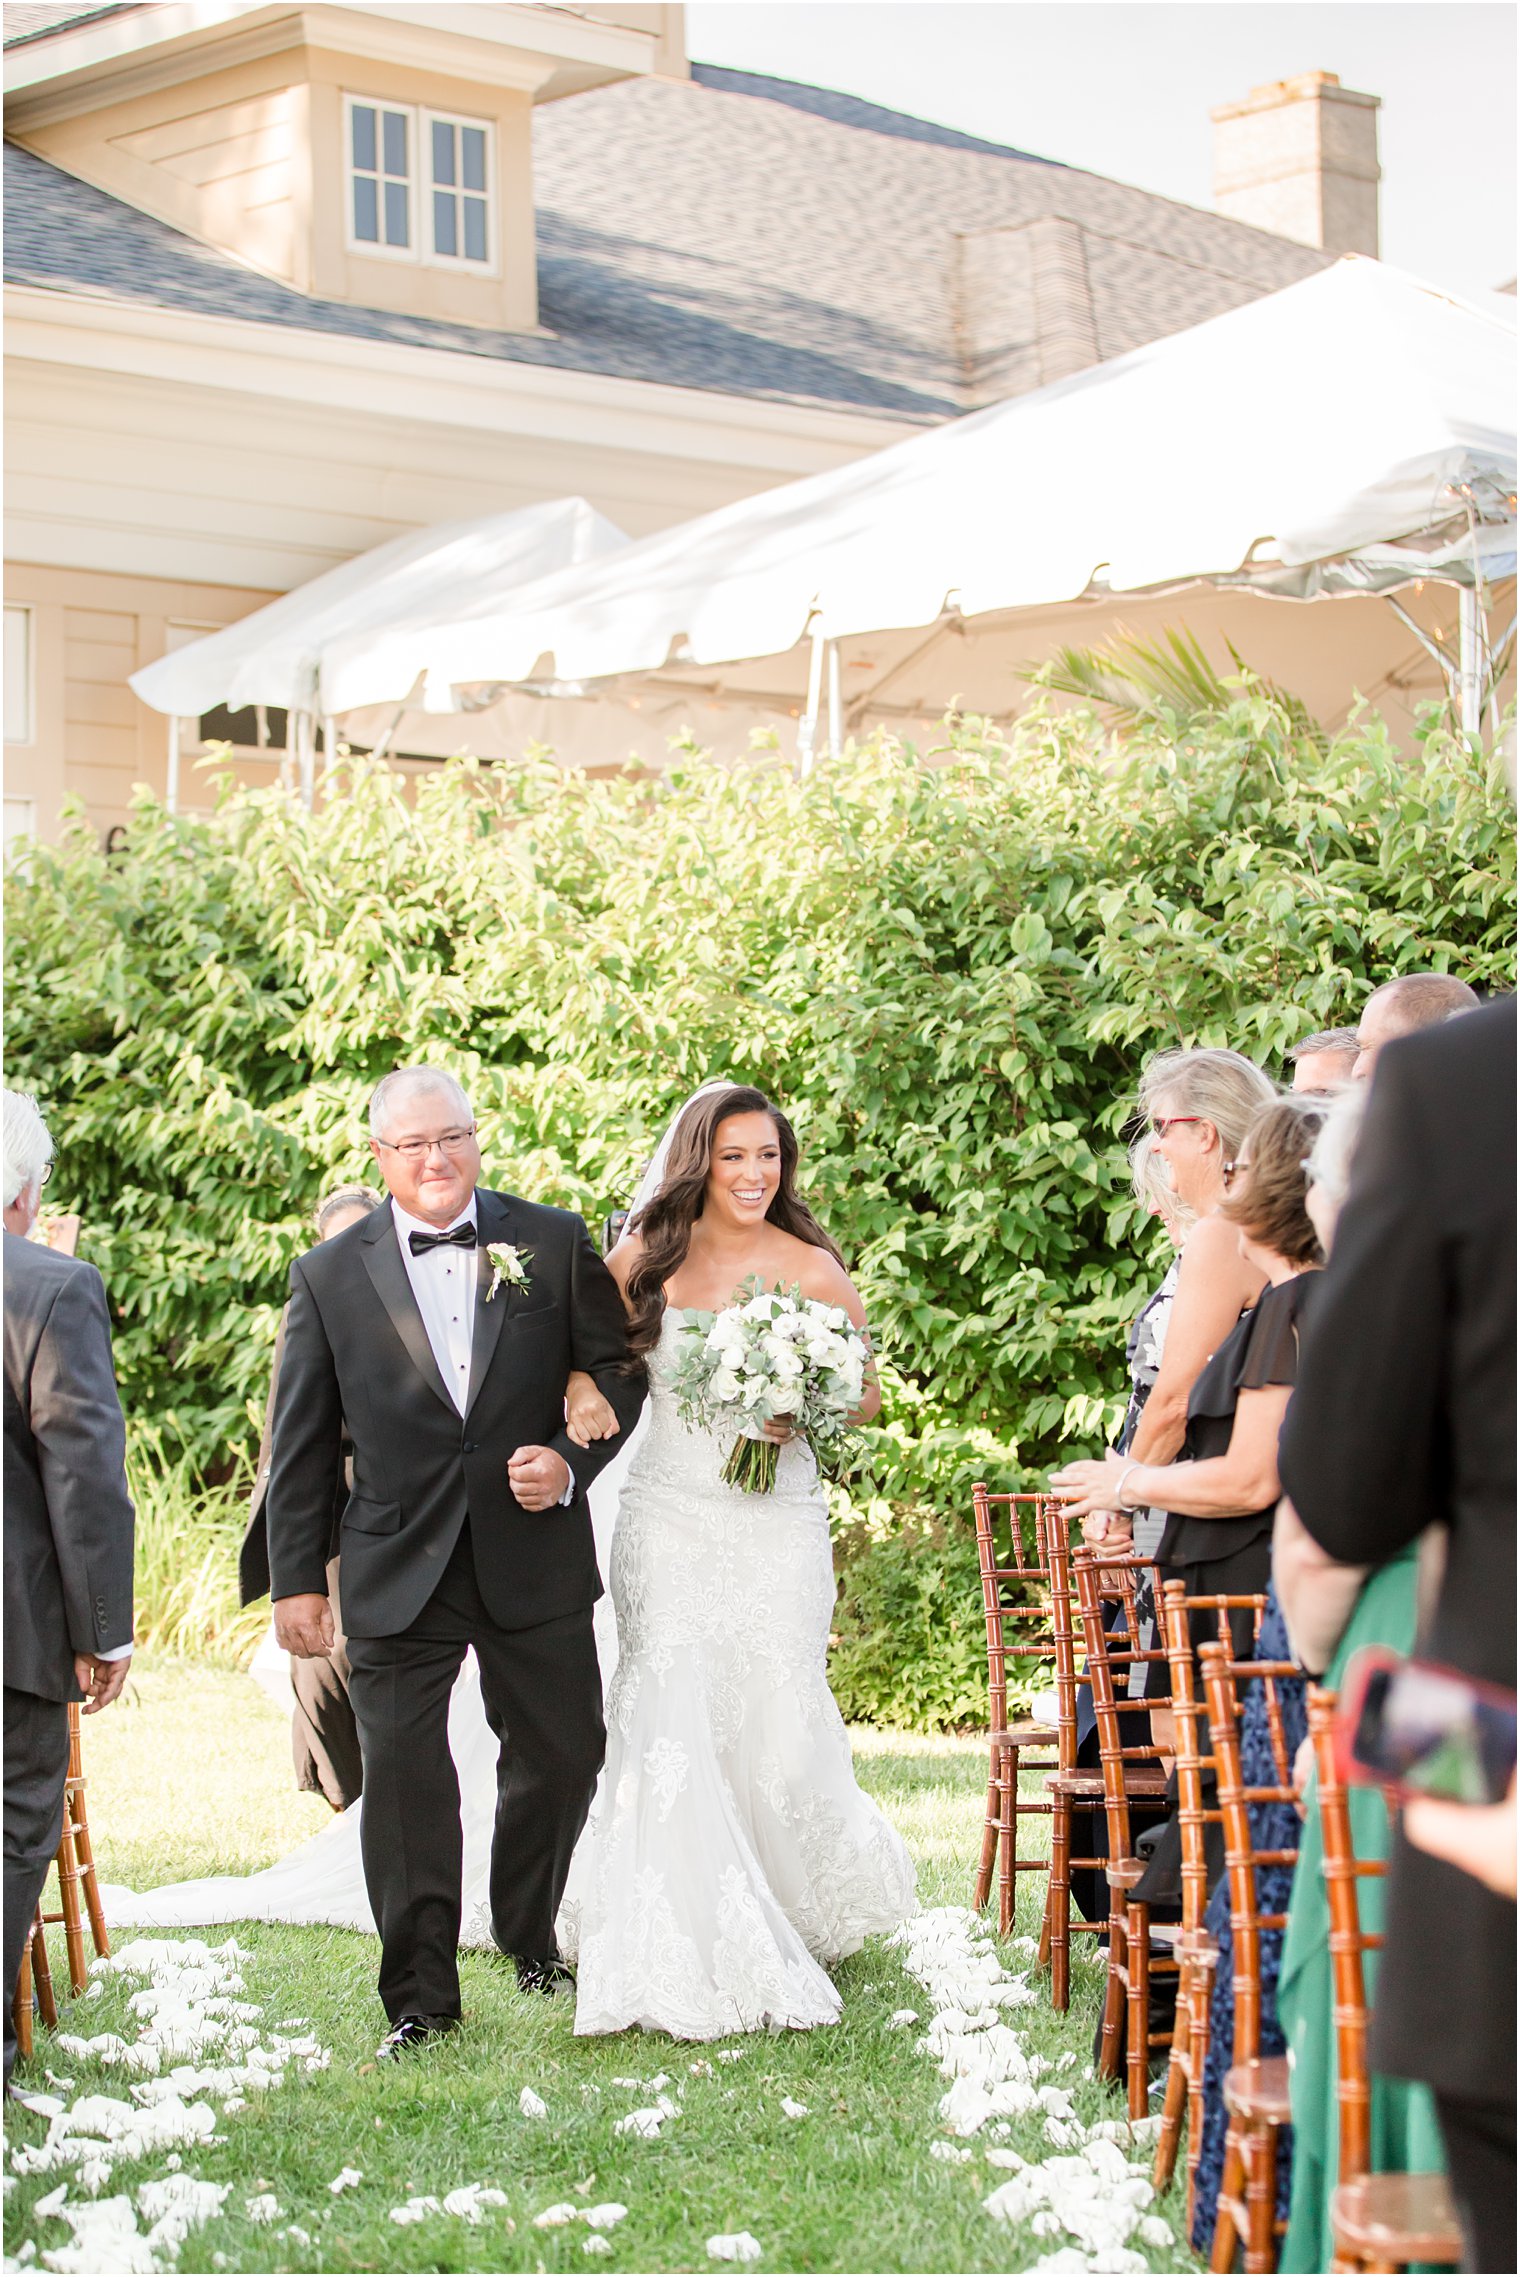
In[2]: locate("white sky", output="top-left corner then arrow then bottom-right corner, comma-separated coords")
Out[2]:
684,1 -> 1516,299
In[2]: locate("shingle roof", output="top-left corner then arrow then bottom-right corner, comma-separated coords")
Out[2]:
4,53 -> 1331,416
3,3 -> 137,46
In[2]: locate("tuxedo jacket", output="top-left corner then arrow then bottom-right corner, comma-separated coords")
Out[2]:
238,1310 -> 349,1608
2,1230 -> 136,1702
1279,994 -> 1516,2105
264,1188 -> 646,1640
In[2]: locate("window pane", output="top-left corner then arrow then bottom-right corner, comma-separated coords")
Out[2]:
433,190 -> 457,257
384,179 -> 409,246
461,126 -> 486,193
352,174 -> 379,242
432,118 -> 455,186
463,197 -> 488,262
351,103 -> 377,174
382,108 -> 408,178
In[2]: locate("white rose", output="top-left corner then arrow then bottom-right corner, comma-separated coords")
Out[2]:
768,1383 -> 802,1415
710,1368 -> 743,1403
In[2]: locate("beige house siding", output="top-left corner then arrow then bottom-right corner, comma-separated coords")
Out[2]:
4,562 -> 281,842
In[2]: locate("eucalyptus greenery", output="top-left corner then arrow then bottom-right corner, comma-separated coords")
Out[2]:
5,694 -> 1511,1722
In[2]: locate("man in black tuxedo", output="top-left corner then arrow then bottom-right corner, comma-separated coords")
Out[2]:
1279,995 -> 1516,2274
266,1067 -> 645,2056
3,1089 -> 135,2089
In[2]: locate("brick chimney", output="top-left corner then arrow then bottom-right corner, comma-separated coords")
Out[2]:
1212,72 -> 1380,256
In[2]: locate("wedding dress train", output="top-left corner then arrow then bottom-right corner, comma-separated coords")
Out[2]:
102,1317 -> 915,2038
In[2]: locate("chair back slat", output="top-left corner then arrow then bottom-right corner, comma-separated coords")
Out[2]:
1200,1641 -> 1303,2067
1074,1546 -> 1169,1860
1309,1685 -> 1388,2187
971,1485 -> 1060,1732
1161,1580 -> 1269,1937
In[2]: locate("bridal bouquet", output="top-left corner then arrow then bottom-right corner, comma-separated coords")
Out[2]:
671,1279 -> 872,1494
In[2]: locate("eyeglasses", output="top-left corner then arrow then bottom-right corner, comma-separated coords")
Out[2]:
38,1161 -> 53,1190
373,1125 -> 478,1165
1221,1157 -> 1252,1190
1150,1115 -> 1205,1138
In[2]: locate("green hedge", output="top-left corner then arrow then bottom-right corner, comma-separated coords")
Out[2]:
5,697 -> 1512,1720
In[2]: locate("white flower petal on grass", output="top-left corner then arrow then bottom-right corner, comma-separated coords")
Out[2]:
611,2076 -> 640,2088
533,2204 -> 580,2227
243,2195 -> 280,2225
714,2047 -> 746,2063
1136,2215 -> 1174,2248
284,2223 -> 312,2246
582,2205 -> 628,2230
137,2176 -> 231,2254
929,2142 -> 973,2164
388,2199 -> 441,2227
41,2077 -> 74,2095
582,2238 -> 612,2257
689,2061 -> 714,2077
613,2108 -> 665,2140
779,2098 -> 808,2120
519,2087 -> 548,2120
706,2232 -> 762,2263
886,2009 -> 918,2029
645,2073 -> 671,2092
327,2167 -> 363,2194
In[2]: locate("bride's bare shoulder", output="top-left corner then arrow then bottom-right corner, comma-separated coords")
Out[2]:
773,1232 -> 857,1308
604,1228 -> 644,1296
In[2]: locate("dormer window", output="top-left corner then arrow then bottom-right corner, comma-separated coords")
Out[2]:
345,94 -> 495,270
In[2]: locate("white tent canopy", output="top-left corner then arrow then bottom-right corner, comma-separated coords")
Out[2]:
333,259 -> 1513,717
130,495 -> 629,721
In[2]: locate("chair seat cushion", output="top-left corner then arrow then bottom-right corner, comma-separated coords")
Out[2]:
1330,2172 -> 1462,2264
1222,2056 -> 1291,2124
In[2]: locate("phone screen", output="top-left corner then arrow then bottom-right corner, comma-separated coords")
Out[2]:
1351,1660 -> 1517,1805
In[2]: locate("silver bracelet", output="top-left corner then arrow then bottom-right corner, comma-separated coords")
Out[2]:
1113,1462 -> 1143,1513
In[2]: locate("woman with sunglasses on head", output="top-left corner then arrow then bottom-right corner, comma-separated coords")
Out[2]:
1052,1093 -> 1329,1665
1071,1047 -> 1277,1567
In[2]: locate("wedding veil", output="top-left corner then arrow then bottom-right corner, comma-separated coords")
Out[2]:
626,1078 -> 735,1228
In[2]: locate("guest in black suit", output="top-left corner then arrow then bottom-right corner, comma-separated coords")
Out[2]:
242,1185 -> 379,1812
2,1090 -> 135,2087
265,1067 -> 645,2057
1279,994 -> 1516,2275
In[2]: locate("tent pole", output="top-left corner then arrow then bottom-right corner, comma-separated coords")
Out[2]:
827,640 -> 842,757
321,715 -> 338,784
167,715 -> 181,815
798,627 -> 825,777
1458,587 -> 1484,738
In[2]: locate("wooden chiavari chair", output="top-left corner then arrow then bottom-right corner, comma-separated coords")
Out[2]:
1038,1514 -> 1135,2008
1201,1638 -> 1304,2276
1306,1691 -> 1461,2275
1073,1544 -> 1174,2116
1152,1581 -> 1270,2224
971,1486 -> 1061,1938
8,1704 -> 110,2064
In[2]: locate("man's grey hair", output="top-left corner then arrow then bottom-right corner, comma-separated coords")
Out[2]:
1366,973 -> 1479,1034
368,1066 -> 473,1141
1288,1026 -> 1359,1064
1137,1047 -> 1278,1159
2,1088 -> 55,1210
1304,1081 -> 1370,1209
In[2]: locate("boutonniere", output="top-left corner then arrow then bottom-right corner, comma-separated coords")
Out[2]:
484,1241 -> 533,1303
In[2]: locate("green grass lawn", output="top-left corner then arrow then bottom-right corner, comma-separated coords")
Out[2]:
4,1664 -> 1196,2274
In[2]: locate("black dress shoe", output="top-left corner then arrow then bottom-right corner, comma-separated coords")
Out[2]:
377,2014 -> 459,2060
513,1957 -> 576,1996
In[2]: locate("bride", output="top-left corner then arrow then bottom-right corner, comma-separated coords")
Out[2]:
104,1083 -> 915,2040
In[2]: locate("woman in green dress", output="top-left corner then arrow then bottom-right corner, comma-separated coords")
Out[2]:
1273,1085 -> 1448,2273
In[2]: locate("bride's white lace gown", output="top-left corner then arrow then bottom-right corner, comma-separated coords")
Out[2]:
559,1311 -> 916,2037
102,1312 -> 915,2040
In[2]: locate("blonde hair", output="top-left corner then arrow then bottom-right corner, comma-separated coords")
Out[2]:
1128,1130 -> 1196,1232
1137,1046 -> 1278,1158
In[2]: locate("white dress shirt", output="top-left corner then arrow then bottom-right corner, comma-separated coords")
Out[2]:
391,1195 -> 478,1416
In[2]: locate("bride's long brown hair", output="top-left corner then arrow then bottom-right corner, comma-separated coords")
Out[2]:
624,1086 -> 843,1355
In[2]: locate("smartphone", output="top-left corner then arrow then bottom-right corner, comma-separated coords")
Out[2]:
1335,1647 -> 1517,1807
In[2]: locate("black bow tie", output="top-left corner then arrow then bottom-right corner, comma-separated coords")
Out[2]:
408,1224 -> 478,1256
